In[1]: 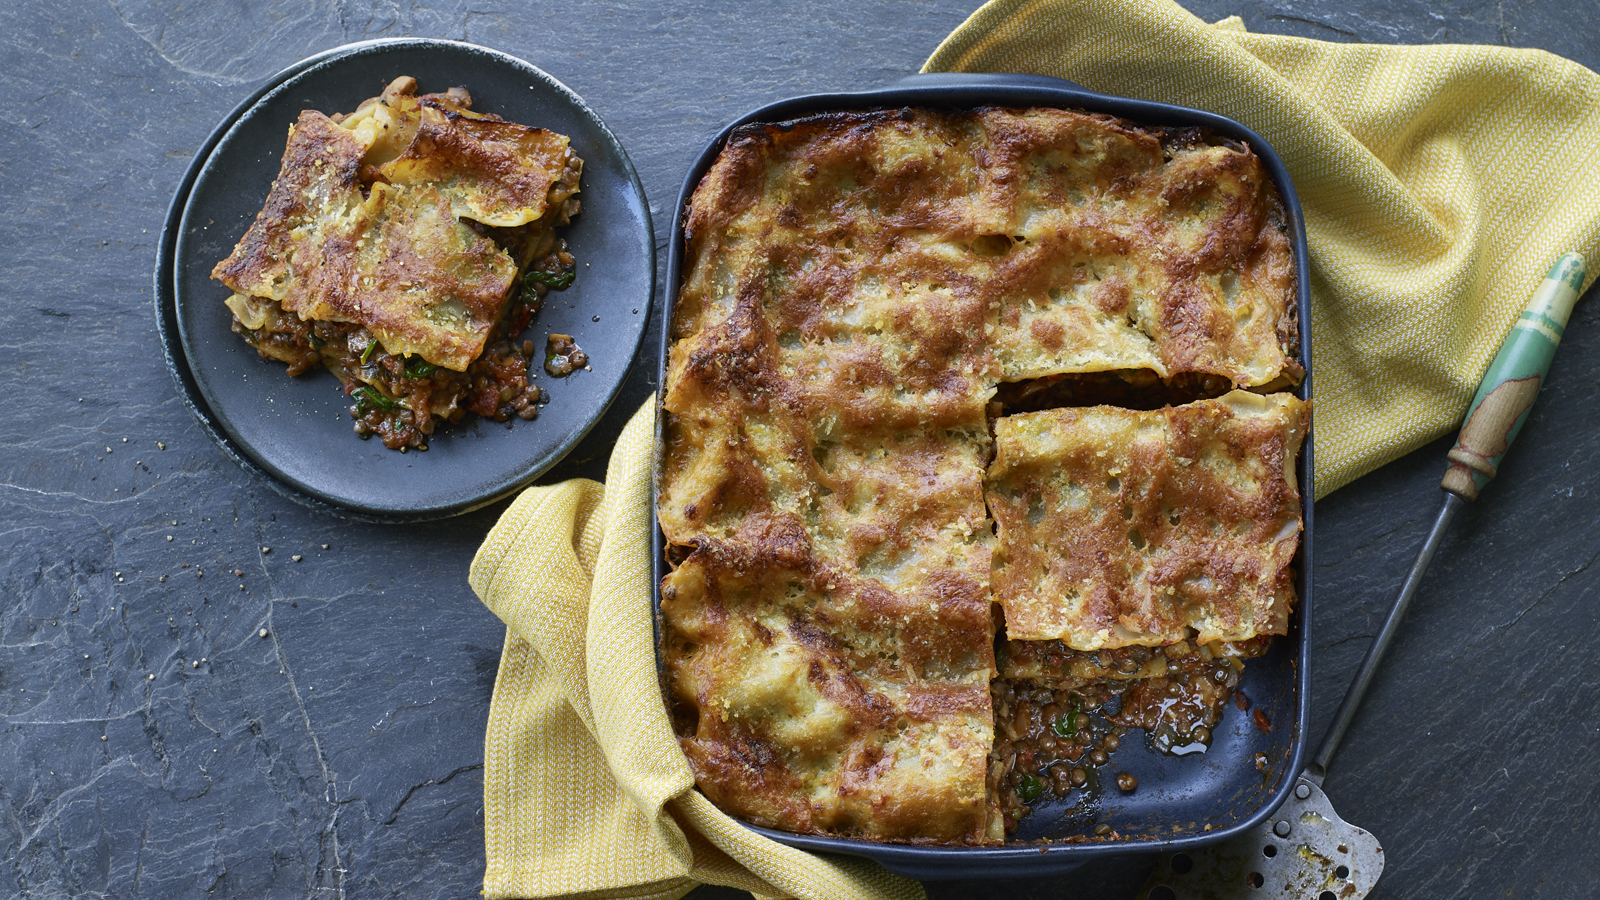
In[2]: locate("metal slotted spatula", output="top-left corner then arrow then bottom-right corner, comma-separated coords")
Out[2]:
1139,253 -> 1588,900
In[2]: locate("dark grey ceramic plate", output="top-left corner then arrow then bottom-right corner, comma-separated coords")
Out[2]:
158,39 -> 653,521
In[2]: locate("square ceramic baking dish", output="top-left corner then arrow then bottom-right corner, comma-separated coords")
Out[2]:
650,72 -> 1314,880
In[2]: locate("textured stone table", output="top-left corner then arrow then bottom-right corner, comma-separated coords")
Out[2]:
3,1 -> 1596,898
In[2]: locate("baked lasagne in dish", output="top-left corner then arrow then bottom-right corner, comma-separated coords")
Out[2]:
658,107 -> 1307,843
211,77 -> 583,450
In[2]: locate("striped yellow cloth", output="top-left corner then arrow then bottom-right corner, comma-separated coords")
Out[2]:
927,0 -> 1600,496
471,4 -> 1600,899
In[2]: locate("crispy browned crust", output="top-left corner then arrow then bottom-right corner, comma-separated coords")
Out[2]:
211,87 -> 582,374
663,108 -> 1006,844
987,392 -> 1307,649
677,108 -> 1298,392
332,182 -> 518,371
211,110 -> 518,371
211,111 -> 369,305
660,106 -> 1303,845
978,109 -> 1298,387
380,98 -> 580,228
662,543 -> 998,844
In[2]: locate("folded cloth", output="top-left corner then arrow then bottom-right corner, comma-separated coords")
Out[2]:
927,0 -> 1600,496
472,4 -> 1600,898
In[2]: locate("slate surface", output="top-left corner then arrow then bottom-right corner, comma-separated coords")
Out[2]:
2,1 -> 1597,898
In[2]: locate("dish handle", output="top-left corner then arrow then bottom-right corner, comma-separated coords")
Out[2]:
889,71 -> 1091,94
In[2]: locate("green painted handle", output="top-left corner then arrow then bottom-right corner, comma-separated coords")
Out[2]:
1442,254 -> 1587,500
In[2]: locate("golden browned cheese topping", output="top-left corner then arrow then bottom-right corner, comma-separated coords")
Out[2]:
212,111 -> 370,306
662,544 -> 998,844
379,98 -> 578,228
982,110 -> 1299,388
211,90 -> 581,372
663,108 -> 1007,844
661,106 -> 1303,845
987,392 -> 1307,649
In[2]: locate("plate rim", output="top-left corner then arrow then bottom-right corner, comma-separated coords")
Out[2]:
154,37 -> 655,523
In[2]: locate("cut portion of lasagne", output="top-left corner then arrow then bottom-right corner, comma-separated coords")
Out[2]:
985,392 -> 1304,817
212,77 -> 583,449
662,543 -> 1001,843
373,94 -> 578,228
986,392 -> 1308,649
661,108 -> 1006,843
660,106 -> 1305,845
984,110 -> 1300,391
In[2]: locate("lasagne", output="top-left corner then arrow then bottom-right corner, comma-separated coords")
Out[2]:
211,77 -> 583,450
659,106 -> 1305,843
986,392 -> 1307,650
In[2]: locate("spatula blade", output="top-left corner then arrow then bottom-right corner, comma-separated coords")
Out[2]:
1136,776 -> 1384,900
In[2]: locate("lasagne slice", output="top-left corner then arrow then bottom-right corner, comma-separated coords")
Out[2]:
213,112 -> 520,372
377,97 -> 581,229
210,77 -> 583,449
983,112 -> 1299,390
212,110 -> 370,308
987,391 -> 1307,649
660,542 -> 1000,844
673,111 -> 1003,434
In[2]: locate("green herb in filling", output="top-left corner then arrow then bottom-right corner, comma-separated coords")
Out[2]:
524,268 -> 575,290
1017,773 -> 1043,803
353,385 -> 399,415
402,357 -> 438,378
1051,699 -> 1082,739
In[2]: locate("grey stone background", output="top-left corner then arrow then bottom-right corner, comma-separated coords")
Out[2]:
3,1 -> 1597,898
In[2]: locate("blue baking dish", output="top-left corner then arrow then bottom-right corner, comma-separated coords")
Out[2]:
651,72 -> 1314,880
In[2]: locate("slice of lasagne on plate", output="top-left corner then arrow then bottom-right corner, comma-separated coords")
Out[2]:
212,76 -> 583,449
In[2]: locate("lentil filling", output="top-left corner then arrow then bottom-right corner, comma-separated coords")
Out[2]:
230,240 -> 572,451
989,636 -> 1272,831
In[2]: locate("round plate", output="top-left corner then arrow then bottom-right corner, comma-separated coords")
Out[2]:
156,39 -> 654,521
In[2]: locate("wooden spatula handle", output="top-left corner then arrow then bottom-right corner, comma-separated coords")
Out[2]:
1442,254 -> 1586,500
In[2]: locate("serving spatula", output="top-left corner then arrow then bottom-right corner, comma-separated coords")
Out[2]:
1138,252 -> 1588,900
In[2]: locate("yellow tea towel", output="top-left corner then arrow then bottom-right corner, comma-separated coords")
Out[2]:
472,4 -> 1600,899
928,0 -> 1600,496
